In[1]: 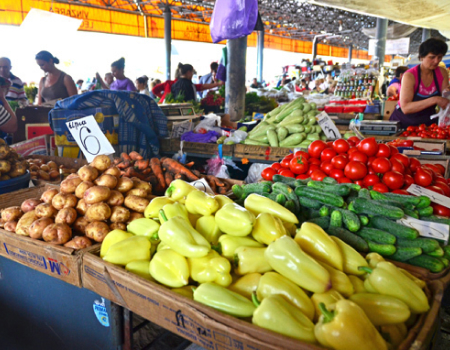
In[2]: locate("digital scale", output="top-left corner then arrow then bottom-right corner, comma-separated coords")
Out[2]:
359,120 -> 400,136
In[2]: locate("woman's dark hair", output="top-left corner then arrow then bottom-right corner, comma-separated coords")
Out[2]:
178,63 -> 194,76
394,66 -> 408,78
35,51 -> 60,64
419,38 -> 448,59
112,57 -> 125,70
136,76 -> 149,87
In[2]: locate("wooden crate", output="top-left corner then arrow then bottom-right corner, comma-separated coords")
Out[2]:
414,155 -> 450,179
234,144 -> 293,162
182,141 -> 234,157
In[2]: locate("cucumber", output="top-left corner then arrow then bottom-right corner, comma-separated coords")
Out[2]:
407,255 -> 445,273
390,247 -> 422,262
322,177 -> 338,185
272,182 -> 300,214
397,237 -> 440,253
275,193 -> 287,206
439,257 -> 449,268
284,200 -> 296,213
358,188 -> 371,199
328,206 -> 361,232
307,216 -> 330,230
299,196 -> 323,210
327,226 -> 369,252
240,182 -> 272,198
359,215 -> 369,226
307,181 -> 350,196
444,245 -> 450,260
294,178 -> 312,186
417,206 -> 433,217
295,187 -> 345,207
330,210 -> 343,228
426,247 -> 445,257
304,208 -> 322,219
372,191 -> 421,206
369,216 -> 419,240
367,241 -> 397,256
416,196 -> 431,209
340,183 -> 362,191
319,206 -> 329,217
272,175 -> 297,187
404,208 -> 419,219
267,129 -> 279,147
419,215 -> 450,226
262,192 -> 278,201
356,227 -> 396,245
374,199 -> 407,209
276,127 -> 289,142
352,198 -> 404,220
232,184 -> 244,199
280,133 -> 306,147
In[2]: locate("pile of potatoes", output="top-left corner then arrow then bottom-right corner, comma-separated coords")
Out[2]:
28,158 -> 78,182
0,155 -> 152,249
0,140 -> 28,180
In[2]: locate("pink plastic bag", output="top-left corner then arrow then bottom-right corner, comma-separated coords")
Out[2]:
210,0 -> 259,43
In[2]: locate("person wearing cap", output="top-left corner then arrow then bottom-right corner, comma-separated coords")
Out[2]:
0,57 -> 27,105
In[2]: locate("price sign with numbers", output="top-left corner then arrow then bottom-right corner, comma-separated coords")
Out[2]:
407,184 -> 450,209
316,111 -> 341,140
397,216 -> 449,243
66,115 -> 115,162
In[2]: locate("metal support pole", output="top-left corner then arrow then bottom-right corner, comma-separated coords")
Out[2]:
422,28 -> 431,42
225,37 -> 247,121
164,6 -> 172,80
256,30 -> 264,83
348,45 -> 353,63
144,15 -> 148,38
312,37 -> 318,61
375,18 -> 388,66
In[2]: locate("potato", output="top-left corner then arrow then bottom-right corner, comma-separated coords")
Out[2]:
40,188 -> 59,204
0,160 -> 11,173
55,208 -> 77,225
0,175 -> 10,181
124,195 -> 149,213
73,217 -> 90,234
0,144 -> 10,159
85,202 -> 111,222
110,206 -> 130,223
127,211 -> 145,223
66,173 -> 79,179
47,161 -> 58,170
38,170 -> 50,181
60,176 -> 82,193
115,177 -> 134,193
75,181 -> 94,199
29,217 -> 54,239
104,166 -> 120,177
35,203 -> 58,218
78,165 -> 99,182
0,219 -> 5,228
126,188 -> 148,198
76,199 -> 88,216
131,177 -> 152,193
91,155 -> 111,172
16,210 -> 39,236
110,222 -> 126,231
64,236 -> 93,250
52,193 -> 78,210
107,190 -> 124,206
84,186 -> 111,204
21,198 -> 42,213
42,223 -> 72,245
8,163 -> 26,178
29,164 -> 40,172
1,206 -> 23,222
95,174 -> 118,189
4,220 -> 17,233
85,221 -> 110,243
49,170 -> 60,180
40,164 -> 50,172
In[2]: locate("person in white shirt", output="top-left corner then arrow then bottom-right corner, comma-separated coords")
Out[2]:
135,76 -> 151,97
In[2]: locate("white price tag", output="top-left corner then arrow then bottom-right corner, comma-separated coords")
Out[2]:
189,178 -> 215,195
171,120 -> 192,138
397,216 -> 449,243
66,115 -> 115,163
407,184 -> 450,209
315,111 -> 341,140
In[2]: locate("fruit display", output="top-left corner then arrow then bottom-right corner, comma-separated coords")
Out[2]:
399,124 -> 450,139
244,97 -> 325,148
0,140 -> 28,181
99,180 -> 430,349
27,158 -> 78,182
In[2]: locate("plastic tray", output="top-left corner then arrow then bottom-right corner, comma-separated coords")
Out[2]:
0,171 -> 30,195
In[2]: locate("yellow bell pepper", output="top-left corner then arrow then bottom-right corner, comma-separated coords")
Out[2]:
193,282 -> 255,318
244,194 -> 298,224
319,262 -> 354,298
252,295 -> 316,343
366,252 -> 385,268
216,235 -> 263,260
196,215 -> 222,244
172,286 -> 194,299
125,260 -> 153,280
158,212 -> 210,258
348,275 -> 367,294
149,249 -> 189,288
380,323 -> 408,348
165,179 -> 199,203
283,221 -> 297,236
188,212 -> 201,227
214,195 -> 234,209
399,268 -> 426,289
215,203 -> 255,237
349,293 -> 411,326
265,236 -> 331,293
144,197 -> 174,218
360,262 -> 430,314
127,218 -> 160,239
188,250 -> 232,287
330,236 -> 368,275
257,272 -> 315,321
100,229 -> 134,258
156,241 -> 171,252
159,202 -> 190,224
228,273 -> 261,300
315,300 -> 388,350
295,222 -> 344,271
185,190 -> 219,216
234,247 -> 272,275
252,213 -> 287,245
103,236 -> 151,266
311,290 -> 344,323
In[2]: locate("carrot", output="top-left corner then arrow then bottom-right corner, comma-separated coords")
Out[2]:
174,173 -> 186,181
135,159 -> 149,170
113,158 -> 121,165
207,179 -> 217,193
192,169 -> 201,178
161,158 -> 199,181
123,167 -> 134,178
121,153 -> 132,161
164,172 -> 174,187
184,161 -> 195,168
141,167 -> 152,175
148,174 -> 158,187
206,175 -> 225,187
129,151 -> 143,161
150,158 -> 166,189
117,160 -> 132,169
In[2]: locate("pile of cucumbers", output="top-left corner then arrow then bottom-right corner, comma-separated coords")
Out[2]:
243,97 -> 326,149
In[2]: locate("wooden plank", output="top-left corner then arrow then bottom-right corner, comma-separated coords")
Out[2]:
234,144 -> 293,162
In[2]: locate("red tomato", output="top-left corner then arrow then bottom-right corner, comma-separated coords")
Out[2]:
347,147 -> 359,155
393,189 -> 410,195
390,159 -> 405,173
332,139 -> 350,154
347,139 -> 356,147
426,186 -> 445,195
414,167 -> 433,187
294,150 -> 309,159
434,164 -> 446,176
320,161 -> 334,175
261,167 -> 277,181
296,174 -> 310,180
423,164 -> 440,174
308,158 -> 321,166
344,161 -> 368,180
329,169 -> 344,179
399,140 -> 414,147
367,156 -> 376,168
279,168 -> 295,178
290,156 -> 309,175
367,167 -> 377,175
321,148 -> 337,162
308,140 -> 328,159
391,153 -> 410,168
271,162 -> 282,171
432,203 -> 450,217
357,137 -> 379,156
409,158 -> 421,172
349,151 -> 368,164
363,174 -> 380,187
327,141 -> 334,148
355,180 -> 365,188
434,182 -> 450,196
403,174 -> 414,188
382,171 -> 404,190
347,136 -> 361,146
372,183 -> 389,193
389,145 -> 399,156
371,158 -> 391,174
310,170 -> 327,181
307,164 -> 320,176
338,177 -> 353,184
280,157 -> 292,168
331,155 -> 349,170
376,144 -> 391,158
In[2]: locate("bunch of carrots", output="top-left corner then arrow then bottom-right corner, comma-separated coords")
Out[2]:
114,152 -> 232,195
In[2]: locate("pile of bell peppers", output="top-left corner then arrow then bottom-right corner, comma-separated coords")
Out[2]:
100,179 -> 431,350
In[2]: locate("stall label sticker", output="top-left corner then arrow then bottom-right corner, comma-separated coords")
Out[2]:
93,298 -> 110,327
66,115 -> 115,162
407,184 -> 450,209
171,120 -> 192,139
397,216 -> 449,243
316,111 -> 341,140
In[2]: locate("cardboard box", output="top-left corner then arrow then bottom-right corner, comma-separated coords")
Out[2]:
234,144 -> 292,162
383,100 -> 398,120
10,135 -> 49,156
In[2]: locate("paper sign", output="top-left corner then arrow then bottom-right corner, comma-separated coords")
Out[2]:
189,178 -> 215,195
66,115 -> 115,163
171,120 -> 192,139
397,216 -> 449,243
316,111 -> 341,140
407,184 -> 450,209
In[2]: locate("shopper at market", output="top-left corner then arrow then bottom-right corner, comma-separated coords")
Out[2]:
108,58 -> 136,92
387,66 -> 408,97
96,72 -> 114,89
250,78 -> 262,89
390,38 -> 449,128
136,76 -> 151,96
0,57 -> 27,104
35,51 -> 77,105
198,62 -> 219,97
76,79 -> 84,93
0,77 -> 17,133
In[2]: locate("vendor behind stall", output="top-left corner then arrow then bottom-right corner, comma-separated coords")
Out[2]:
387,66 -> 408,98
390,38 -> 449,128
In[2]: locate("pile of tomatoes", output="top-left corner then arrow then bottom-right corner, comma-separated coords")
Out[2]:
400,124 -> 450,139
261,137 -> 450,216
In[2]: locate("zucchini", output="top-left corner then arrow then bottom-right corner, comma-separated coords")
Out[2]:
267,129 -> 279,147
359,215 -> 369,226
358,188 -> 371,199
404,208 -> 419,219
306,216 -> 330,230
272,182 -> 300,214
319,206 -> 329,217
280,133 -> 306,147
275,193 -> 287,206
284,200 -> 296,213
389,247 -> 422,262
372,191 -> 421,206
419,215 -> 450,226
307,181 -> 350,196
407,255 -> 445,273
328,206 -> 361,232
327,226 -> 369,252
417,206 -> 433,217
295,187 -> 345,207
330,210 -> 343,228
397,237 -> 440,253
367,241 -> 396,256
276,127 -> 289,142
426,247 -> 445,257
416,196 -> 431,209
243,139 -> 269,146
369,216 -> 419,240
299,196 -> 323,210
355,227 -> 396,245
322,177 -> 338,185
352,198 -> 405,220
284,124 -> 305,134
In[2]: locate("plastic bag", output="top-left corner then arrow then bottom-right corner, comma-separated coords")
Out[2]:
210,0 -> 259,43
194,114 -> 222,133
245,163 -> 271,184
223,130 -> 247,144
206,154 -> 243,179
430,91 -> 450,127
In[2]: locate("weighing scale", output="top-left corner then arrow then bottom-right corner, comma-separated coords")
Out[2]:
159,103 -> 201,138
359,120 -> 400,136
